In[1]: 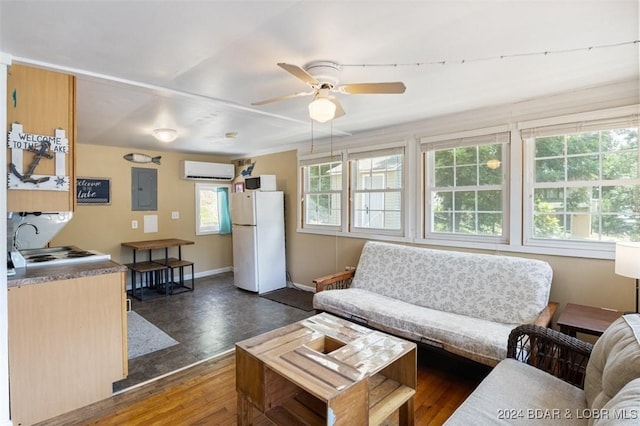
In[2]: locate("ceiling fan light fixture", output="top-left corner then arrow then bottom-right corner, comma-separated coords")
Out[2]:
486,159 -> 501,170
152,128 -> 178,143
308,97 -> 336,123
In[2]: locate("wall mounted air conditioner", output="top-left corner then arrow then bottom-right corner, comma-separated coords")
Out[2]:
180,160 -> 235,181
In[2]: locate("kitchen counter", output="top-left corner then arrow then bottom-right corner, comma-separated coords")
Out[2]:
7,259 -> 128,425
7,259 -> 127,288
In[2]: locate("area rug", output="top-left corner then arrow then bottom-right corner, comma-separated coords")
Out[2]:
260,287 -> 315,311
128,311 -> 179,359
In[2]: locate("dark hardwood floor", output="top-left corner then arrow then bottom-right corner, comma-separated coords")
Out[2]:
40,272 -> 491,424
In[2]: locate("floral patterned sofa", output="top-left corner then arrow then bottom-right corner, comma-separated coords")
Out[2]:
312,241 -> 558,366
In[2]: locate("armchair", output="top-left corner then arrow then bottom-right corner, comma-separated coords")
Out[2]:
446,315 -> 640,425
507,324 -> 594,389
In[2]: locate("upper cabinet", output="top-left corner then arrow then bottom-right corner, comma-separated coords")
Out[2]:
6,64 -> 76,212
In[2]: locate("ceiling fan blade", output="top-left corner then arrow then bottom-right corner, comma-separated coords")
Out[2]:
329,97 -> 345,119
278,63 -> 319,86
251,91 -> 314,106
339,82 -> 406,94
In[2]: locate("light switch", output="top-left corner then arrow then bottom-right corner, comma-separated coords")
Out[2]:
171,211 -> 179,219
131,220 -> 138,229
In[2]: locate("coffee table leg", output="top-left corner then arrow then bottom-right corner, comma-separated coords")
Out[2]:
237,394 -> 252,425
399,396 -> 415,425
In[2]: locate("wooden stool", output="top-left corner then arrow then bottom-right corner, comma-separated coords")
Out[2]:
125,261 -> 169,301
153,257 -> 194,295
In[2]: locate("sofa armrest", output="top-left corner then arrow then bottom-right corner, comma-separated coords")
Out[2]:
313,269 -> 355,293
533,301 -> 559,327
507,324 -> 594,389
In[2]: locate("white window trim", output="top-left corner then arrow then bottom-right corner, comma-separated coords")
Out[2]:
298,152 -> 345,233
521,119 -> 640,252
348,144 -> 406,237
195,182 -> 230,235
420,128 -> 510,244
296,105 -> 639,261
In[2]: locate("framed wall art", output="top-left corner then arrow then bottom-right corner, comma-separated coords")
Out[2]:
76,177 -> 111,205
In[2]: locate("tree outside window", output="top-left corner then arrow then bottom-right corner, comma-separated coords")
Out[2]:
531,127 -> 639,241
428,141 -> 506,238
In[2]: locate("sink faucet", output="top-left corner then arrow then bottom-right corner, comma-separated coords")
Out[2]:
13,222 -> 40,249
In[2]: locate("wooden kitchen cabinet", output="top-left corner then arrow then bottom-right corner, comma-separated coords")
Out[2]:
6,63 -> 76,212
7,271 -> 127,425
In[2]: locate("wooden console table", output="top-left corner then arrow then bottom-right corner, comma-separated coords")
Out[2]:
121,238 -> 195,300
236,313 -> 417,425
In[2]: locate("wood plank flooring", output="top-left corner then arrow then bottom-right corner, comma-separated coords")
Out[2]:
39,347 -> 490,425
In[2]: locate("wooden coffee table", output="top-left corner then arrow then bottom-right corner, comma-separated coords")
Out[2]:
235,313 -> 417,425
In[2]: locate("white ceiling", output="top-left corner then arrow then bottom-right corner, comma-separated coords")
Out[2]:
1,1 -> 638,157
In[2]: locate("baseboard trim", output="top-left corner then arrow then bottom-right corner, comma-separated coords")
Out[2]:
291,282 -> 315,293
194,266 -> 233,279
124,266 -> 233,290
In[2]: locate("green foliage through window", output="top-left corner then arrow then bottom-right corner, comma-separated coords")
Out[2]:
430,142 -> 505,237
531,127 -> 639,241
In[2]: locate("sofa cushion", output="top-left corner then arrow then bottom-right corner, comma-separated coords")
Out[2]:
351,241 -> 552,324
593,378 -> 640,426
585,315 -> 640,412
313,288 -> 516,366
445,359 -> 587,425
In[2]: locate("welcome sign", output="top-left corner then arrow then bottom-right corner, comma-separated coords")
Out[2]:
76,177 -> 111,205
7,123 -> 69,191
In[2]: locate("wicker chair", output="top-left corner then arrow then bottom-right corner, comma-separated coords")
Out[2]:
507,323 -> 594,389
446,315 -> 640,425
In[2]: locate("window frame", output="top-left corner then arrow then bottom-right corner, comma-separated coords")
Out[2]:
195,182 -> 231,235
521,115 -> 640,251
299,154 -> 345,232
348,146 -> 406,237
295,105 -> 640,260
421,128 -> 511,244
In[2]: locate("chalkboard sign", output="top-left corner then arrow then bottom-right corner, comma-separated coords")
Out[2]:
76,177 -> 111,205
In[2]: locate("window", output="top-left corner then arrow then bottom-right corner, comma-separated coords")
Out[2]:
422,131 -> 509,242
349,147 -> 404,235
300,155 -> 343,230
296,106 -> 638,259
523,118 -> 639,245
195,183 -> 231,235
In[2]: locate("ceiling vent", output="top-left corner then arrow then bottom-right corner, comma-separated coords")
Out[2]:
180,160 -> 234,181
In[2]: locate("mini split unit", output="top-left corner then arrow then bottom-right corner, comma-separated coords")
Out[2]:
180,160 -> 234,181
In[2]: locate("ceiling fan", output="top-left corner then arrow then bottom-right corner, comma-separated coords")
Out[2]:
252,61 -> 406,123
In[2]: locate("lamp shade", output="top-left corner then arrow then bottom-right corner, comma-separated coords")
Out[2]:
615,242 -> 640,279
308,97 -> 336,123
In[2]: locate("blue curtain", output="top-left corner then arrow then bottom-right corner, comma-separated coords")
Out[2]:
217,187 -> 231,234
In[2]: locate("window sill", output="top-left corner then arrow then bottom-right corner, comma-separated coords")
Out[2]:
297,228 -> 615,260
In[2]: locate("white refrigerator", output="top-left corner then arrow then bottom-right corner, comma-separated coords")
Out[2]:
230,191 -> 286,293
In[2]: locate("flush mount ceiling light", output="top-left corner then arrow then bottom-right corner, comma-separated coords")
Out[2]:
152,128 -> 178,143
308,90 -> 337,123
224,132 -> 238,139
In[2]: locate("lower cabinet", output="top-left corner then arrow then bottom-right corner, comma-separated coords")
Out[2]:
8,272 -> 127,425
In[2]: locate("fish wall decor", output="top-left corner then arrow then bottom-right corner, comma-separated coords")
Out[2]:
123,153 -> 161,165
241,162 -> 255,177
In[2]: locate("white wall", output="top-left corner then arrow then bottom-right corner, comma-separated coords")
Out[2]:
1,52 -> 13,426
